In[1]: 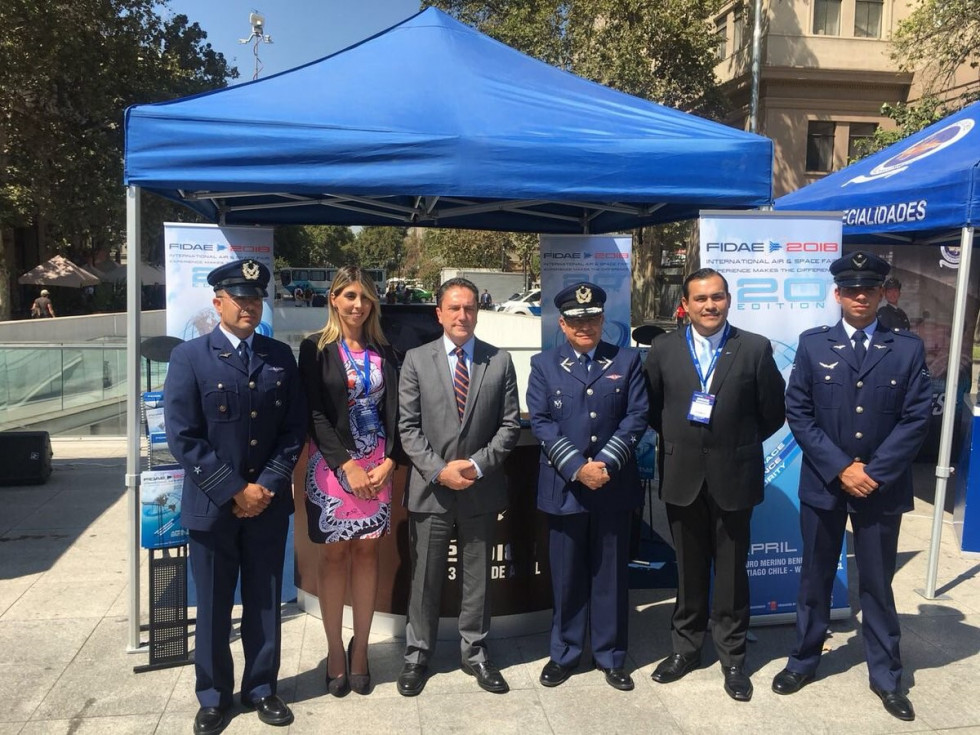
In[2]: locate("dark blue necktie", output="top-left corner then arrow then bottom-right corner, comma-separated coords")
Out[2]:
853,330 -> 866,364
238,340 -> 251,368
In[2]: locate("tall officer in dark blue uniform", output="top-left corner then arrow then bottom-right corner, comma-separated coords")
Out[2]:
772,252 -> 932,722
165,259 -> 306,735
526,282 -> 648,691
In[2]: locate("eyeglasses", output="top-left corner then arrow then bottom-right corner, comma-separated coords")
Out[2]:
217,294 -> 262,307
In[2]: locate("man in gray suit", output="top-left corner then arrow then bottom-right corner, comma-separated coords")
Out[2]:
397,277 -> 521,696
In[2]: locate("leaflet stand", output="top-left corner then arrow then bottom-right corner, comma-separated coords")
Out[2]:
134,337 -> 192,674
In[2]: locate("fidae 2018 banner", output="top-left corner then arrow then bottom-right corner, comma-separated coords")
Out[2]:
538,234 -> 632,351
700,211 -> 847,623
163,223 -> 275,340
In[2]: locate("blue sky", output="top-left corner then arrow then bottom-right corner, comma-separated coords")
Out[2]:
164,0 -> 422,81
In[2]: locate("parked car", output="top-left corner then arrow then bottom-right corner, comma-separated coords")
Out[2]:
496,289 -> 541,315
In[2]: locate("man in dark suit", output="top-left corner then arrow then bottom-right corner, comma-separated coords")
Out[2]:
526,282 -> 648,691
645,268 -> 785,702
877,276 -> 912,331
165,259 -> 306,735
396,277 -> 521,696
772,252 -> 931,722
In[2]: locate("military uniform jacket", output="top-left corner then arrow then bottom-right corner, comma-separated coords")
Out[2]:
785,322 -> 932,515
645,325 -> 786,511
165,327 -> 307,531
527,340 -> 648,515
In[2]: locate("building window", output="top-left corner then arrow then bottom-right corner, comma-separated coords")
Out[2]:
854,0 -> 883,38
848,122 -> 878,160
806,121 -> 836,172
716,18 -> 728,60
812,0 -> 841,35
733,6 -> 744,49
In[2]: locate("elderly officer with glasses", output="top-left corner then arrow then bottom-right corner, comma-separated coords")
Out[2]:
165,259 -> 306,735
526,282 -> 648,692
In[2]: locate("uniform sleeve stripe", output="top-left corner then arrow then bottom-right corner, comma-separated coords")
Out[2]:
199,464 -> 232,493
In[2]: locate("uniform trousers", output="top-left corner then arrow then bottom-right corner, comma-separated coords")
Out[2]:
404,510 -> 495,666
787,502 -> 903,691
189,512 -> 288,709
666,486 -> 752,667
547,510 -> 631,669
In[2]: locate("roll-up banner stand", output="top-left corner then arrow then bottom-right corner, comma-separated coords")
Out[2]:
700,211 -> 848,624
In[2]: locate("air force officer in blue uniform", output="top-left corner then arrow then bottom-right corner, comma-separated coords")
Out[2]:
165,259 -> 306,735
772,252 -> 931,722
526,283 -> 648,691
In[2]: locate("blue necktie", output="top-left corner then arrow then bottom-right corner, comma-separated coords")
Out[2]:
238,340 -> 251,368
853,330 -> 866,364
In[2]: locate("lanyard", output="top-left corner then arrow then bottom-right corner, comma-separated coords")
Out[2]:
339,341 -> 371,394
686,323 -> 729,392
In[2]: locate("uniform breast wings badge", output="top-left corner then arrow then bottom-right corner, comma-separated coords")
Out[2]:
560,357 -> 574,372
819,362 -> 838,369
220,352 -> 233,358
874,344 -> 887,349
832,344 -> 846,350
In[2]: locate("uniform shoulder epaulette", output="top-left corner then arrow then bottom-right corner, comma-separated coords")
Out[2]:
800,325 -> 831,337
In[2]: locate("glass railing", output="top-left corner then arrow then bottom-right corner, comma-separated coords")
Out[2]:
0,343 -> 168,436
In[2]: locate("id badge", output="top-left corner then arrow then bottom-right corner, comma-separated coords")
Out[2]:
687,391 -> 715,424
351,398 -> 381,435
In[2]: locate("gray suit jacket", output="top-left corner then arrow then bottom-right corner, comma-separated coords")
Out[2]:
398,336 -> 521,516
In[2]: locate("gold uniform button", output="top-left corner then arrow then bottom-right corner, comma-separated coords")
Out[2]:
856,406 -> 864,414
250,439 -> 258,446
249,381 -> 256,389
250,411 -> 258,418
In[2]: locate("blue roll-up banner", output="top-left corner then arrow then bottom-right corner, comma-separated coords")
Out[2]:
539,234 -> 632,350
700,211 -> 849,624
163,223 -> 275,340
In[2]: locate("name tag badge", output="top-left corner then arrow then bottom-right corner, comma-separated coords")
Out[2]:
687,391 -> 715,424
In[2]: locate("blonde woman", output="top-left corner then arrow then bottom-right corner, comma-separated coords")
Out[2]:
298,266 -> 400,696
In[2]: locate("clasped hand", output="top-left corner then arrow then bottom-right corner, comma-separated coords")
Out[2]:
437,459 -> 477,490
233,483 -> 274,518
838,461 -> 878,498
577,460 -> 609,491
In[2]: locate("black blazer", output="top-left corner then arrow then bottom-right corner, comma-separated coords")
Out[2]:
298,335 -> 402,470
645,325 -> 786,511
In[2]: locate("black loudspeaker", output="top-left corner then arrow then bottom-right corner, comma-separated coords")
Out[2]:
0,431 -> 53,486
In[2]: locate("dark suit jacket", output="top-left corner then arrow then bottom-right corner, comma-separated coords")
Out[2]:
164,327 -> 307,531
645,324 -> 786,511
298,335 -> 402,469
786,322 -> 932,514
527,340 -> 648,515
398,336 -> 521,517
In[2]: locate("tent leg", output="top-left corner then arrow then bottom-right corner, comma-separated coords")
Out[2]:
921,225 -> 975,599
126,186 -> 144,651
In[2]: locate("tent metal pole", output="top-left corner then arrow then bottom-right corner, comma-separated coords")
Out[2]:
923,225 -> 974,599
126,186 -> 144,651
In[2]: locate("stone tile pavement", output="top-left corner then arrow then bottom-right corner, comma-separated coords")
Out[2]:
1,438 -> 978,734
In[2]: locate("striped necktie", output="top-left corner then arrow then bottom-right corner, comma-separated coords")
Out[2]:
453,346 -> 469,420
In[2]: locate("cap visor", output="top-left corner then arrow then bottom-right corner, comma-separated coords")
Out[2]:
835,278 -> 883,288
221,285 -> 267,298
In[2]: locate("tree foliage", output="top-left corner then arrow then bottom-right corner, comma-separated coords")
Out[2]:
0,0 -> 237,257
355,226 -> 409,270
849,97 -> 949,162
274,225 -> 356,267
425,0 -> 727,116
892,0 -> 980,95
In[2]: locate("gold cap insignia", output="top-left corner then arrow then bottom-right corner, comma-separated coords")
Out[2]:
575,286 -> 592,304
242,260 -> 260,281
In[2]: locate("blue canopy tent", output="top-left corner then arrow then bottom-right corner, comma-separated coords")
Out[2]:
120,7 -> 775,649
775,100 -> 980,598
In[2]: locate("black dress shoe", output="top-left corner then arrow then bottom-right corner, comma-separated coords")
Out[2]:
870,683 -> 915,721
463,660 -> 509,694
722,666 -> 753,702
771,668 -> 814,695
596,665 -> 635,691
397,663 -> 428,697
242,695 -> 293,727
325,652 -> 350,697
651,653 -> 699,684
540,660 -> 574,687
193,707 -> 226,735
